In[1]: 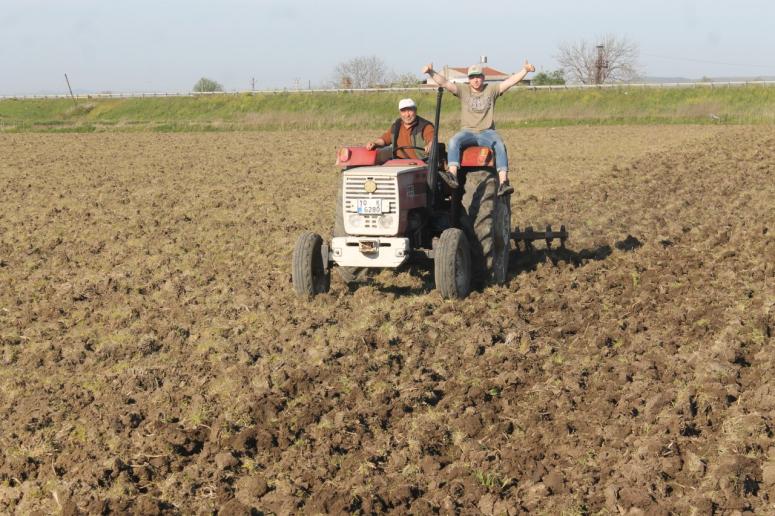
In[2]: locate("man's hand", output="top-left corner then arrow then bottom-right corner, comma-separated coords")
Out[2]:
366,141 -> 377,150
424,142 -> 432,154
499,60 -> 535,94
424,62 -> 457,94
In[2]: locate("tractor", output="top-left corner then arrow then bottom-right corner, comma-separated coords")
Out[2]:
292,88 -> 566,299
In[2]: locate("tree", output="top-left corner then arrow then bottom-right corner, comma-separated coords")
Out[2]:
532,69 -> 566,86
391,72 -> 421,88
193,77 -> 224,92
332,56 -> 390,89
556,35 -> 640,84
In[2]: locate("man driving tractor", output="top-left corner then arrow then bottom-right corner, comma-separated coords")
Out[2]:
365,98 -> 435,162
422,60 -> 536,196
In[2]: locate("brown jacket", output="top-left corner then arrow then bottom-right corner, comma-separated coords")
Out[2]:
379,117 -> 435,159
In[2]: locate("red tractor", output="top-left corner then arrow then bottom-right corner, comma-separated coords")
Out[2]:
292,88 -> 566,298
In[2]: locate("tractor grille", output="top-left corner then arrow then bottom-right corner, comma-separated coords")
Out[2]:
343,175 -> 398,212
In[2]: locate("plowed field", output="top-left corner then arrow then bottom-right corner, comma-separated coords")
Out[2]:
1,126 -> 773,514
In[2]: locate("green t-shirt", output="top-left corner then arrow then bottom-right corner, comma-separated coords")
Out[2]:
455,83 -> 501,132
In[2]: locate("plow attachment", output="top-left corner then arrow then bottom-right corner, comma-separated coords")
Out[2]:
512,225 -> 568,249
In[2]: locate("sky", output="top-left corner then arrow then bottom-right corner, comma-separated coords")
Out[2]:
1,0 -> 774,95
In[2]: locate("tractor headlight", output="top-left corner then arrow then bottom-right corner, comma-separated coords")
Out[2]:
378,214 -> 394,229
348,214 -> 364,228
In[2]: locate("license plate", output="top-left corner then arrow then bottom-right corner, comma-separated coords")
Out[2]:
358,240 -> 379,253
356,198 -> 383,214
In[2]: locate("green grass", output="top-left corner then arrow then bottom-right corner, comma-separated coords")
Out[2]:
1,85 -> 774,132
496,84 -> 775,126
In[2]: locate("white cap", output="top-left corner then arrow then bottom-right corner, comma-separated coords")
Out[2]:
398,98 -> 416,110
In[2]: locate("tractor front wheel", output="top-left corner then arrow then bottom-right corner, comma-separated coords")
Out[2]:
337,266 -> 370,284
434,228 -> 472,299
292,232 -> 330,297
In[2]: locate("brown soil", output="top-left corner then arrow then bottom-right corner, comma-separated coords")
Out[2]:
0,126 -> 773,514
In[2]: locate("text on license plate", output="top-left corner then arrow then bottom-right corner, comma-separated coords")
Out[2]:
356,199 -> 384,214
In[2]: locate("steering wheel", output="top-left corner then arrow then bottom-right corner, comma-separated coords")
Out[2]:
393,145 -> 427,159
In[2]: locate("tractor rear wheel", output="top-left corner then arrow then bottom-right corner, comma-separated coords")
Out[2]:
434,228 -> 471,299
459,170 -> 511,287
292,232 -> 330,297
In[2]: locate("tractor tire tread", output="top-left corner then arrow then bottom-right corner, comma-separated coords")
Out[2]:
292,232 -> 330,296
435,228 -> 471,299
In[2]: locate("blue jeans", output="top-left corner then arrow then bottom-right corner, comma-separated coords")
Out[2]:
447,129 -> 508,172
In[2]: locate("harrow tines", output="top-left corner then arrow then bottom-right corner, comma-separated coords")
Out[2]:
512,225 -> 568,250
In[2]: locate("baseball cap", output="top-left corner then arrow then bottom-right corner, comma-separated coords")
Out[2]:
467,64 -> 485,77
398,98 -> 416,110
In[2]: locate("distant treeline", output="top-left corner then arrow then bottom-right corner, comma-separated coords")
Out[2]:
1,85 -> 774,132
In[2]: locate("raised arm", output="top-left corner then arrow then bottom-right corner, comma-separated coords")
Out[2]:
422,63 -> 458,95
498,60 -> 536,94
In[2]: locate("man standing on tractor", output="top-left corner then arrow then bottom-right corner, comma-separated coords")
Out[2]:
365,98 -> 435,162
422,60 -> 535,196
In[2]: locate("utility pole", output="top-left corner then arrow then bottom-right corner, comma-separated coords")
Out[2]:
64,73 -> 77,106
594,44 -> 608,85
